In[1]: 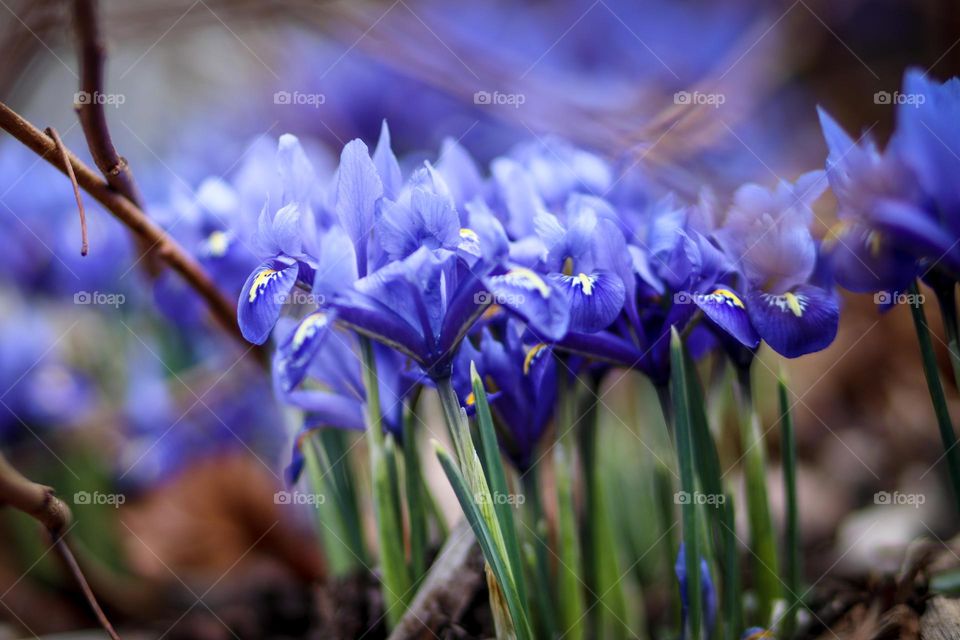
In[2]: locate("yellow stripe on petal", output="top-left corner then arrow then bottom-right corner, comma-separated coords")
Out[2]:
711,288 -> 745,309
292,312 -> 329,350
504,267 -> 550,298
459,228 -> 480,243
523,343 -> 548,375
573,273 -> 596,296
784,291 -> 804,317
248,269 -> 278,303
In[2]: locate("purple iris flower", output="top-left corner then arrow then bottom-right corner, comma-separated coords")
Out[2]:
819,69 -> 960,294
452,318 -> 556,471
712,172 -> 840,358
817,106 -> 927,293
237,134 -> 322,344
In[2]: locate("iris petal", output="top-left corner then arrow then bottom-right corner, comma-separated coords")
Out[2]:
276,310 -> 335,392
487,267 -> 571,341
551,270 -> 625,333
746,284 -> 839,358
694,287 -> 759,349
238,257 -> 299,344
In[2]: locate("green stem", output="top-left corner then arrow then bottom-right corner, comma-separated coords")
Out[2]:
359,337 -> 411,628
556,364 -> 586,640
778,379 -> 800,638
734,364 -> 779,626
521,466 -> 558,640
909,281 -> 960,515
670,331 -> 702,640
401,399 -> 428,584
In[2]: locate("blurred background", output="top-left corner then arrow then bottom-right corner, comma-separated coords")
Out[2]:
0,0 -> 959,637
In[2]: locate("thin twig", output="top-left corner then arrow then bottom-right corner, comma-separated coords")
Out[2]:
0,451 -> 120,639
0,101 -> 259,355
73,0 -> 164,274
45,126 -> 89,256
52,536 -> 121,640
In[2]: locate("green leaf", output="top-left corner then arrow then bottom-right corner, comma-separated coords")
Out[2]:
435,442 -> 533,640
910,280 -> 960,513
471,362 -> 528,608
779,377 -> 800,638
670,328 -> 702,640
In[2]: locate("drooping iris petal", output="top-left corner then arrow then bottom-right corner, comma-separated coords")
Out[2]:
550,271 -> 625,333
487,267 -> 570,341
335,140 -> 383,276
238,257 -> 299,344
871,199 -> 960,271
694,287 -> 759,349
746,284 -> 839,358
557,329 -> 644,368
276,310 -> 335,391
825,222 -> 916,293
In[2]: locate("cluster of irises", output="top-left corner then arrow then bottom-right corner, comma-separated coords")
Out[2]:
227,93 -> 846,635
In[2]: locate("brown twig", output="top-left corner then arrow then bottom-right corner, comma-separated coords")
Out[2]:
0,451 -> 120,639
72,0 -> 142,207
0,101 -> 258,354
45,126 -> 89,256
73,0 -> 165,274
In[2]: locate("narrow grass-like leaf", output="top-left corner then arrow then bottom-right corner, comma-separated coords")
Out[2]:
302,432 -> 359,575
435,441 -> 532,640
401,401 -> 428,584
555,365 -> 586,640
359,337 -> 412,628
670,328 -> 702,640
913,281 -> 960,513
471,362 -> 527,607
778,377 -> 800,638
683,349 -> 734,638
734,363 -> 780,625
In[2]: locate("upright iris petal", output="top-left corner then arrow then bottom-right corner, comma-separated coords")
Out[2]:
335,139 -> 384,277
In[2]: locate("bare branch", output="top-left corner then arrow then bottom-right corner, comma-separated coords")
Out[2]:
0,101 -> 260,355
0,451 -> 120,639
